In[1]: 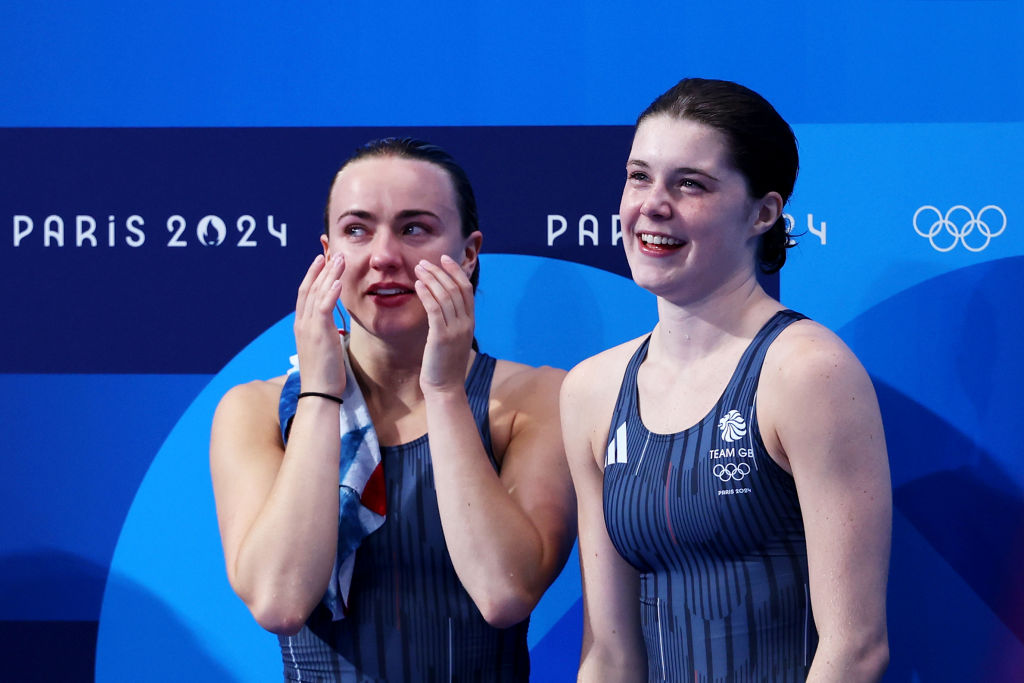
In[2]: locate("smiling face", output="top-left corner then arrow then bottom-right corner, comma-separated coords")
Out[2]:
620,115 -> 776,304
322,156 -> 481,340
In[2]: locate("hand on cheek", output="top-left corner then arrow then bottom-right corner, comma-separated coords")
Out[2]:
294,253 -> 347,395
415,254 -> 475,393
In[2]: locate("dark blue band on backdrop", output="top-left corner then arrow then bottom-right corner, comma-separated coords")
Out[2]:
1,126 -> 777,374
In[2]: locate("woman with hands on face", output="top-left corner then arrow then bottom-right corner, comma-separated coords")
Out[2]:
210,138 -> 576,682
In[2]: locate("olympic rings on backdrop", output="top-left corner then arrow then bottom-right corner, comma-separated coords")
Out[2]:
713,462 -> 751,482
913,205 -> 1007,253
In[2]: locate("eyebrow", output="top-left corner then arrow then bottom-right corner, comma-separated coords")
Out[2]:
627,159 -> 720,183
335,208 -> 442,223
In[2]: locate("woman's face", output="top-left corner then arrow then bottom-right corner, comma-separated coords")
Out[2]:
322,156 -> 481,339
619,115 -> 775,304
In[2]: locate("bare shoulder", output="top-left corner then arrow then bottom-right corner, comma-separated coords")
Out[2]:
759,318 -> 884,471
762,319 -> 870,394
217,374 -> 286,410
491,358 -> 566,406
560,335 -> 649,469
479,359 -> 563,458
212,375 -> 289,445
562,334 -> 649,411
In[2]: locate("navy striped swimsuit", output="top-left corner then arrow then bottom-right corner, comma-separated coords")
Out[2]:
603,310 -> 816,682
279,352 -> 530,682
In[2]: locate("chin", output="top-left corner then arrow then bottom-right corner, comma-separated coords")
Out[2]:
628,262 -> 679,295
369,311 -> 429,339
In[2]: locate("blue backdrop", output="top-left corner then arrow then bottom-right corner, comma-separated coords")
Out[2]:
2,2 -> 1022,681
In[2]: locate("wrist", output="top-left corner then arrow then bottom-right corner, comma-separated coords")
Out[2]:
421,383 -> 468,403
297,391 -> 344,405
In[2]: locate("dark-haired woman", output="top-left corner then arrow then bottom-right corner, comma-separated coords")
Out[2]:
562,79 -> 891,682
211,138 -> 576,681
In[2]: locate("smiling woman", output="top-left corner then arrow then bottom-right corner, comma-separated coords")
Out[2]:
562,79 -> 892,683
209,138 -> 577,681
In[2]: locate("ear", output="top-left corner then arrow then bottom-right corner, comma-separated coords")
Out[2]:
751,192 -> 784,237
460,230 -> 483,277
320,234 -> 330,257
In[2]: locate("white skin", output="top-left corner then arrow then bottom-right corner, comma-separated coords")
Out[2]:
563,115 -> 891,682
211,155 -> 576,635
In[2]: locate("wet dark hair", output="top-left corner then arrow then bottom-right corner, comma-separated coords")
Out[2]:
323,137 -> 481,289
638,78 -> 798,274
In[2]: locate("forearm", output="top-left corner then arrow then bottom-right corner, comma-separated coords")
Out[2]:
807,631 -> 889,683
232,400 -> 341,633
578,639 -> 648,682
425,390 -> 556,627
574,473 -> 647,682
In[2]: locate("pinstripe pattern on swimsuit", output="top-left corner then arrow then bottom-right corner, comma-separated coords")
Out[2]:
603,310 -> 817,682
279,352 -> 530,682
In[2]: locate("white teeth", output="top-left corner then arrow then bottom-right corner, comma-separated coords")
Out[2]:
640,233 -> 683,246
374,288 -> 406,295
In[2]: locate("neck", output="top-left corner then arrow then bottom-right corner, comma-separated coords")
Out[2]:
651,271 -> 777,360
347,325 -> 427,411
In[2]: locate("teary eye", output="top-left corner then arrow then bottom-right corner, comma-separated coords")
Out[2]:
402,223 -> 429,236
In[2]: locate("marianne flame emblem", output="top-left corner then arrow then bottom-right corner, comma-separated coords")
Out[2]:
718,410 -> 747,443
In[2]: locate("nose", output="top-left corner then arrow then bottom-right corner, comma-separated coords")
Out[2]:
639,183 -> 672,220
369,230 -> 402,271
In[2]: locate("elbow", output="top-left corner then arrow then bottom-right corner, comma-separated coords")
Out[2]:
818,627 -> 889,681
479,604 -> 531,630
851,624 -> 889,679
247,596 -> 313,637
859,637 -> 890,680
228,560 -> 328,636
842,641 -> 889,682
229,564 -> 322,636
474,585 -> 538,629
473,546 -> 573,628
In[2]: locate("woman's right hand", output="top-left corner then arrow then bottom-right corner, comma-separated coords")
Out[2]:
294,253 -> 346,395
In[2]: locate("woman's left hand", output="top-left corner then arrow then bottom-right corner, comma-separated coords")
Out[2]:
414,254 -> 475,394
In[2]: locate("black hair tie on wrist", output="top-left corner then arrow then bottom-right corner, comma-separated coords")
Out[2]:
297,391 -> 344,405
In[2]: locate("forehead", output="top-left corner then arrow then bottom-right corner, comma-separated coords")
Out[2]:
329,156 -> 458,214
629,115 -> 733,172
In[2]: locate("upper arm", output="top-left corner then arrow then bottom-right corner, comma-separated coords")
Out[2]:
209,380 -> 286,589
493,366 -> 577,576
760,326 -> 891,645
561,355 -> 647,675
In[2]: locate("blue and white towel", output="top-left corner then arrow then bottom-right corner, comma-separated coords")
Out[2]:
279,342 -> 387,620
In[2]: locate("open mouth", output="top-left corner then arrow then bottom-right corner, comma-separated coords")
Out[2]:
370,287 -> 413,296
367,284 -> 415,298
638,232 -> 685,251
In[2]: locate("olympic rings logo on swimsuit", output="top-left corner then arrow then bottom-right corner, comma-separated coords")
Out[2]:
913,205 -> 1007,253
713,462 -> 751,482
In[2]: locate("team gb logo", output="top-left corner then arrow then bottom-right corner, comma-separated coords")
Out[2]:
718,410 -> 747,443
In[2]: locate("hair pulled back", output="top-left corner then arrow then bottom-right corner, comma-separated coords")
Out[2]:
324,137 -> 481,288
638,78 -> 798,273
